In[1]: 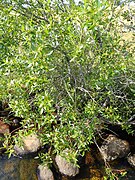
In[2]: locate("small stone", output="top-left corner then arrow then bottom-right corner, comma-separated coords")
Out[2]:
127,154 -> 135,168
14,134 -> 41,155
100,134 -> 130,161
55,150 -> 79,177
37,165 -> 54,180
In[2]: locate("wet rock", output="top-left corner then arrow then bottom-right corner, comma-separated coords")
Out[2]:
37,165 -> 54,180
127,154 -> 135,168
0,120 -> 10,134
14,134 -> 41,155
55,150 -> 79,177
100,134 -> 130,161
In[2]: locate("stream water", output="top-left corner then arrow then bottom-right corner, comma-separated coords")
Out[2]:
0,154 -> 39,180
0,145 -> 135,180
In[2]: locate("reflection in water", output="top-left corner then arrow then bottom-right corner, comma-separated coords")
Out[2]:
0,155 -> 39,180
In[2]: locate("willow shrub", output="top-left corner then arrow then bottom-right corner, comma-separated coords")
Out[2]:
0,0 -> 134,164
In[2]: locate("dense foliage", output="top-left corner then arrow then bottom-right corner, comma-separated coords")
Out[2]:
0,0 -> 134,165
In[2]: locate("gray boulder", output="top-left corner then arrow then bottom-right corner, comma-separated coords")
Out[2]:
100,134 -> 130,161
37,165 -> 54,180
55,150 -> 79,177
14,133 -> 41,155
